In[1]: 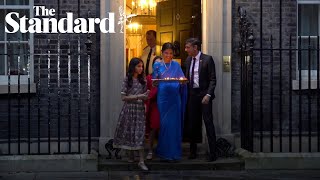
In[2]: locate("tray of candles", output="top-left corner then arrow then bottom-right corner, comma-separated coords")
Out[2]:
151,77 -> 189,84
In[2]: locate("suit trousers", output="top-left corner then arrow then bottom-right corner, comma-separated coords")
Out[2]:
187,88 -> 216,157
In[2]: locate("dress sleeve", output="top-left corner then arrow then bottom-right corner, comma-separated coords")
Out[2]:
146,74 -> 157,100
143,78 -> 147,93
121,76 -> 128,95
152,62 -> 161,79
146,75 -> 152,90
176,61 -> 186,78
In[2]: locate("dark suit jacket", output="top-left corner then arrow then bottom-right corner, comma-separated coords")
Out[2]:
185,53 -> 216,99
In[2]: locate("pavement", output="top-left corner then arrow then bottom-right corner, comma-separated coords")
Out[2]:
99,155 -> 243,171
2,146 -> 320,179
2,170 -> 320,180
1,155 -> 320,179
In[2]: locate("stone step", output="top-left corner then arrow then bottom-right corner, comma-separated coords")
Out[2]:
98,156 -> 244,171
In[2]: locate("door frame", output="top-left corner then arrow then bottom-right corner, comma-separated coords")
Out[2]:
99,0 -> 234,155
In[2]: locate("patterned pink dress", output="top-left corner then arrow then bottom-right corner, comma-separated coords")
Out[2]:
113,77 -> 147,150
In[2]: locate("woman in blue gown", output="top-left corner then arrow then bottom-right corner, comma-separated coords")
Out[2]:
153,42 -> 187,161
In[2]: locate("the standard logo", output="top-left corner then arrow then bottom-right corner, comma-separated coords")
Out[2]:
5,6 -> 115,34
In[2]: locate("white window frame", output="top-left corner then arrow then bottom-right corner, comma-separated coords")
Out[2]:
296,0 -> 320,80
0,0 -> 34,85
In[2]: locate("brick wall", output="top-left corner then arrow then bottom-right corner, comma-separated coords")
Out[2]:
0,0 -> 100,141
232,0 -> 319,135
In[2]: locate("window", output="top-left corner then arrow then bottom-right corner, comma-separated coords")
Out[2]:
297,1 -> 320,80
0,0 -> 34,85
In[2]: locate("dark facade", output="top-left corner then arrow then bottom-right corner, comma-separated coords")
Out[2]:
232,0 -> 320,152
0,0 -> 101,154
1,0 -> 319,155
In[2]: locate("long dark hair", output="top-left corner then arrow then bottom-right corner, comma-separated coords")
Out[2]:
127,57 -> 146,88
152,56 -> 162,65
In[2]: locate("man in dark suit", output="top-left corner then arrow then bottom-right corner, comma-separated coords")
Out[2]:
184,38 -> 217,161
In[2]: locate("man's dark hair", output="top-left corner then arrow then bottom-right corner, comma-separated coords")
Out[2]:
146,30 -> 156,38
185,38 -> 201,51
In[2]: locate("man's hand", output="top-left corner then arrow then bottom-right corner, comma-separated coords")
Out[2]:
201,95 -> 210,104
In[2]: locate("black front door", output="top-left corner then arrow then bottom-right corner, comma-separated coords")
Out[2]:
156,0 -> 201,70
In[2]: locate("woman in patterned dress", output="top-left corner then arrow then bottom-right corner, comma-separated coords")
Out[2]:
113,58 -> 150,171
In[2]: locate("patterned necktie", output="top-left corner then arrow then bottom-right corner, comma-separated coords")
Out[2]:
145,48 -> 152,75
190,57 -> 196,88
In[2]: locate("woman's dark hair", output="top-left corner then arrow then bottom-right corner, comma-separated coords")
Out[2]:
127,57 -> 146,88
152,56 -> 162,65
161,42 -> 174,52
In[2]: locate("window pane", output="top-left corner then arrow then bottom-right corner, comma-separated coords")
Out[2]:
8,43 -> 28,75
6,0 -> 29,5
6,9 -> 29,41
298,4 -> 319,71
298,4 -> 318,36
0,10 -> 4,41
299,38 -> 318,70
0,44 -> 4,75
0,0 -> 3,5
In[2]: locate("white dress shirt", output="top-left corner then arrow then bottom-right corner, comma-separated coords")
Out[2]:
141,46 -> 156,74
189,51 -> 201,88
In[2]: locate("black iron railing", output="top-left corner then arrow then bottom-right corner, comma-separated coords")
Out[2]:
0,34 -> 93,155
0,0 -> 98,156
238,3 -> 320,153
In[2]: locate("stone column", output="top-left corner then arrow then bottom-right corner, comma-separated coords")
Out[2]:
203,0 -> 233,143
99,0 -> 125,155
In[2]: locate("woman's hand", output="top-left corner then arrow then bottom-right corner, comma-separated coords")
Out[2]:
137,91 -> 150,101
152,80 -> 159,87
145,90 -> 150,96
137,94 -> 149,101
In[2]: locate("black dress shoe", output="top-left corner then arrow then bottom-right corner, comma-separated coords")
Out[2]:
188,153 -> 197,159
206,155 -> 217,162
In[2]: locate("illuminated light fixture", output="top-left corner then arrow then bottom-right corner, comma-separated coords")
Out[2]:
127,22 -> 142,33
126,0 -> 168,32
130,0 -> 168,17
131,0 -> 157,16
